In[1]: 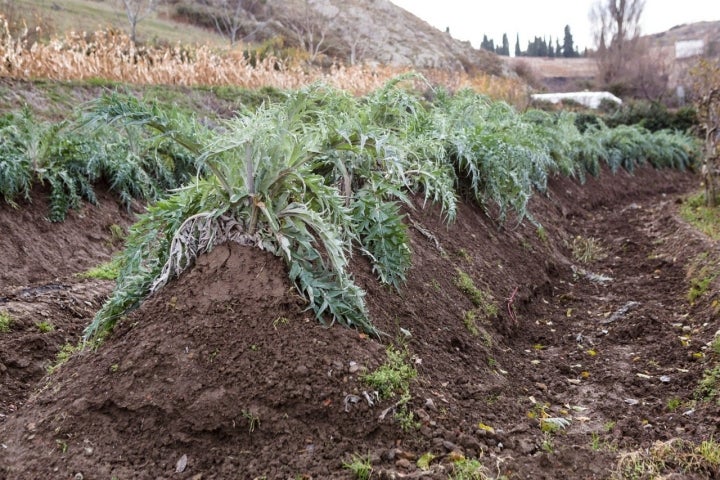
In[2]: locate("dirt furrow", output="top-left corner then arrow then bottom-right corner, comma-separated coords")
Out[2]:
513,193 -> 716,474
0,279 -> 114,421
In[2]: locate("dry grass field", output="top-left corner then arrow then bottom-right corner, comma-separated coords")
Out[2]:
0,25 -> 527,101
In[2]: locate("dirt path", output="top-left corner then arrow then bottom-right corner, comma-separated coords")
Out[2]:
504,185 -> 719,478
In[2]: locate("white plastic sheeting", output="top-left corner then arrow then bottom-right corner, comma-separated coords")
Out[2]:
531,91 -> 623,109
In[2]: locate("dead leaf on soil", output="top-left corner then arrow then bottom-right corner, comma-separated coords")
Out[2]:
478,422 -> 495,434
417,452 -> 435,470
446,450 -> 465,462
176,454 -> 188,473
567,405 -> 588,412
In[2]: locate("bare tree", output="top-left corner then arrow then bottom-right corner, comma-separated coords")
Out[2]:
690,60 -> 720,206
286,0 -> 338,62
334,4 -> 384,66
342,29 -> 368,65
590,0 -> 646,88
207,0 -> 267,46
629,38 -> 671,101
120,0 -> 157,44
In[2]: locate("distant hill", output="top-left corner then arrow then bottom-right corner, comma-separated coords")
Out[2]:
172,0 -> 504,74
647,20 -> 720,52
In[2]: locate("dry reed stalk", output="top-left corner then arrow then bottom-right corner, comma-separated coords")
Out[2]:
0,23 -> 526,103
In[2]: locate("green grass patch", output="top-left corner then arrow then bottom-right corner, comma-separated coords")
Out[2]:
198,85 -> 287,110
449,458 -> 490,480
79,260 -> 120,281
47,342 -> 83,374
711,336 -> 720,356
362,344 -> 419,431
463,310 -> 480,336
536,226 -> 549,245
612,437 -> 720,478
697,365 -> 720,403
666,397 -> 681,412
687,253 -> 718,304
342,453 -> 372,480
16,0 -> 225,46
0,311 -> 13,333
454,270 -> 498,318
362,345 -> 416,400
36,320 -> 55,333
688,270 -> 716,303
680,191 -> 720,240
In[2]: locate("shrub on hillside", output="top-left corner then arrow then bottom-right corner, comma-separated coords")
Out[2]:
604,101 -> 697,132
572,101 -> 697,134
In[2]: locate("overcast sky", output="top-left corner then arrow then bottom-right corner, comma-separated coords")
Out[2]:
389,0 -> 720,52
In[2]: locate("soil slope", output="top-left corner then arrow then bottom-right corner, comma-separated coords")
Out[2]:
1,167 -> 719,479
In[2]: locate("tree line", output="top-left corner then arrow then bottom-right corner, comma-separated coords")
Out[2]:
480,25 -> 583,58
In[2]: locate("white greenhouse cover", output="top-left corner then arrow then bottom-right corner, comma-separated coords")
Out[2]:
531,92 -> 622,109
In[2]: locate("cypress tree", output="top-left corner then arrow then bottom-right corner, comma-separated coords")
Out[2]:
562,25 -> 575,58
548,36 -> 555,57
481,34 -> 491,51
515,33 -> 521,56
539,37 -> 548,57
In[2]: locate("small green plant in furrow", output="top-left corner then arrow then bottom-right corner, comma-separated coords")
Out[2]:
79,260 -> 120,281
36,321 -> 55,333
0,311 -> 12,333
455,270 -> 498,318
342,453 -> 372,480
570,235 -> 606,264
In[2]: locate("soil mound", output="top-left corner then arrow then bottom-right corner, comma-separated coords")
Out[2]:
1,244 -> 390,479
2,167 -> 719,479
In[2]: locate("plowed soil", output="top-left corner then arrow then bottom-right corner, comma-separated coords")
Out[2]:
1,167 -> 719,480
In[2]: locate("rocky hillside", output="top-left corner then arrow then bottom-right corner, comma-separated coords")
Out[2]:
171,0 -> 502,73
8,0 -> 503,73
647,20 -> 720,52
